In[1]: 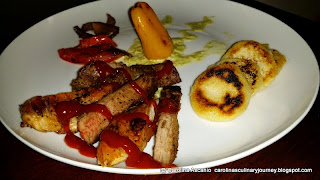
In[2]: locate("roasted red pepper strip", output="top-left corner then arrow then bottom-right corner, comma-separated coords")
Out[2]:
58,45 -> 127,64
58,35 -> 130,64
76,35 -> 117,48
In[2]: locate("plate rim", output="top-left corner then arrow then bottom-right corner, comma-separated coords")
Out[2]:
0,0 -> 319,175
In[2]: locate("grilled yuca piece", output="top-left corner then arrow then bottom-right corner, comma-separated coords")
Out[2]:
190,64 -> 252,122
97,103 -> 156,167
19,84 -> 117,133
222,40 -> 277,89
153,86 -> 182,165
217,58 -> 263,95
272,49 -> 286,75
78,74 -> 158,144
261,44 -> 287,76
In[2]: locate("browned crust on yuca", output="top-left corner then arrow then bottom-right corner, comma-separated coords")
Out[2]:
271,49 -> 287,76
222,40 -> 277,88
217,58 -> 263,95
190,64 -> 252,121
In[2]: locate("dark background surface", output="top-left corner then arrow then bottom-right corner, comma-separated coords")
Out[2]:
1,0 -> 319,179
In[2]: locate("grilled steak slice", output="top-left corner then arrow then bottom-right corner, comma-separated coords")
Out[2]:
153,86 -> 182,165
71,61 -> 181,91
97,103 -> 155,167
21,60 -> 181,136
78,74 -> 158,144
71,62 -> 140,91
19,84 -> 117,133
128,62 -> 181,87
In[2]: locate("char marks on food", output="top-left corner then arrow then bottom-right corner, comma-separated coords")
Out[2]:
71,60 -> 181,91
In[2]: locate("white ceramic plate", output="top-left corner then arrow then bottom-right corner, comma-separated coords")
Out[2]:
0,0 -> 319,175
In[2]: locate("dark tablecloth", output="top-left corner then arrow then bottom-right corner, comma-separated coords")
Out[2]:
1,0 -> 319,179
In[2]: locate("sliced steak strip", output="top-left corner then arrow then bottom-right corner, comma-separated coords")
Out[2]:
78,74 -> 158,144
153,86 -> 182,165
71,61 -> 181,91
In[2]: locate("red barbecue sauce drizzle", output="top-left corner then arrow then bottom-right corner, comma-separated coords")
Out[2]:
93,61 -> 119,87
96,60 -> 176,168
116,68 -> 132,82
93,61 -> 132,86
129,81 -> 157,108
94,60 -> 159,108
154,60 -> 173,79
151,98 -> 180,133
55,100 -> 112,158
55,60 -> 176,167
94,60 -> 116,79
101,130 -> 177,168
157,98 -> 180,114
